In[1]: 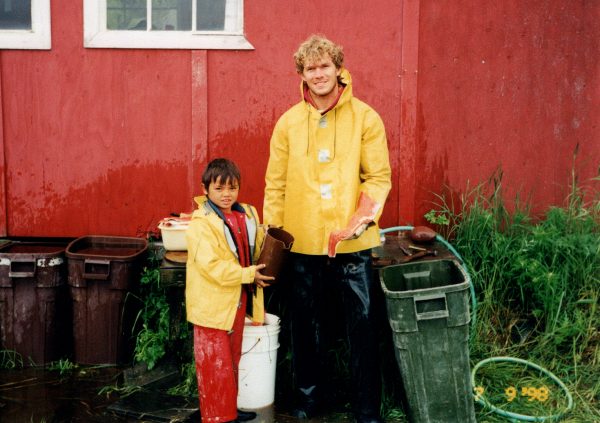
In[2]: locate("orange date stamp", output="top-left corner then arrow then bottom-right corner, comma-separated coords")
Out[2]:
474,385 -> 550,402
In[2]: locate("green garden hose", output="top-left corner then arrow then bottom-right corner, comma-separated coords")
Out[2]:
471,356 -> 574,422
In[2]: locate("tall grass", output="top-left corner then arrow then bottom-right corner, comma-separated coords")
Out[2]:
426,168 -> 599,421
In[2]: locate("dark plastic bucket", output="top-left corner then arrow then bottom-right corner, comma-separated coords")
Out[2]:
257,227 -> 294,280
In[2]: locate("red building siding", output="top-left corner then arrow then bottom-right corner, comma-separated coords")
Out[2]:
0,1 -> 597,237
413,1 -> 599,222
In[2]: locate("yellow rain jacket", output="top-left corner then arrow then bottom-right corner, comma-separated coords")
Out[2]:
185,195 -> 265,330
264,68 -> 392,255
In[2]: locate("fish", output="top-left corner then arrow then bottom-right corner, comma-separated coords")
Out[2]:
327,192 -> 381,257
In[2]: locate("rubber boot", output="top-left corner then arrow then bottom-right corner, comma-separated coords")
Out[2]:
336,250 -> 384,423
288,252 -> 383,421
288,253 -> 328,419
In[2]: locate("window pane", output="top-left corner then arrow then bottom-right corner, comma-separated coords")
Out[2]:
107,0 -> 147,30
0,0 -> 31,30
196,0 -> 225,31
152,0 -> 191,31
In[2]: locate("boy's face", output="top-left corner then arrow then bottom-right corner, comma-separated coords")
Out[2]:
203,176 -> 239,214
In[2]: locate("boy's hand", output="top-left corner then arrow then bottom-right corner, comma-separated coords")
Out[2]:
254,263 -> 275,288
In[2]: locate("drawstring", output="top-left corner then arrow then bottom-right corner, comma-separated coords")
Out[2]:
331,108 -> 337,160
306,107 -> 310,155
306,107 -> 337,160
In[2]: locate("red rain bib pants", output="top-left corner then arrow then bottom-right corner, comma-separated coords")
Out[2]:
194,290 -> 247,423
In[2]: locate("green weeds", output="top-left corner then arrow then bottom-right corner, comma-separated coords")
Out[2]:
46,358 -> 78,375
166,362 -> 196,397
130,249 -> 195,396
425,167 -> 599,421
133,266 -> 170,370
0,349 -> 23,369
98,382 -> 142,398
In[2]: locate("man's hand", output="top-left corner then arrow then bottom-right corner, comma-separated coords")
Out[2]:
352,223 -> 369,238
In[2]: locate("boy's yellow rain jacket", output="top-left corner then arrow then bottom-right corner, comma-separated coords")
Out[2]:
264,68 -> 392,255
185,195 -> 265,330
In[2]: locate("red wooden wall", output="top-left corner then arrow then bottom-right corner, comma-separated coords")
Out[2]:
0,1 -> 597,238
412,1 -> 599,222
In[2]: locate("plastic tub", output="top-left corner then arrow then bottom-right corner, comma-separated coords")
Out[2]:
158,219 -> 190,251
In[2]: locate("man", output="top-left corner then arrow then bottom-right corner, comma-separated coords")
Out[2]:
263,35 -> 392,423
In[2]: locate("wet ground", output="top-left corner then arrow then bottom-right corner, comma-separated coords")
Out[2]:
0,365 -> 365,423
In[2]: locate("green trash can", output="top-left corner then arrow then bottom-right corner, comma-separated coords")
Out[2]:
380,259 -> 476,423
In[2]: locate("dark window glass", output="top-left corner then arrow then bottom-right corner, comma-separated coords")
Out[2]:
107,0 -> 147,30
196,0 -> 225,31
152,0 -> 191,31
0,0 -> 31,30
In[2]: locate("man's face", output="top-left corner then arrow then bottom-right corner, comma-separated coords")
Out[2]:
301,54 -> 341,100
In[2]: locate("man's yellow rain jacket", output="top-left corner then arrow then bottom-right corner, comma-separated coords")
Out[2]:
185,195 -> 265,330
264,68 -> 392,255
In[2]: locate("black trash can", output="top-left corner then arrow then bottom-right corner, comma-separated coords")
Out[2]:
66,236 -> 148,365
0,241 -> 71,365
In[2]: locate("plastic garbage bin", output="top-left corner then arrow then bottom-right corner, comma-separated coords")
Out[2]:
380,259 -> 476,423
66,236 -> 148,365
0,241 -> 70,365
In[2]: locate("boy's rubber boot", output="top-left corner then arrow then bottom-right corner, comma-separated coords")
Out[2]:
237,410 -> 257,421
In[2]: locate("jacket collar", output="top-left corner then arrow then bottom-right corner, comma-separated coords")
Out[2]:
193,195 -> 246,218
205,197 -> 245,220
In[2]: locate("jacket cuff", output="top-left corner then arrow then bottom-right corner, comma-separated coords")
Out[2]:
242,265 -> 257,284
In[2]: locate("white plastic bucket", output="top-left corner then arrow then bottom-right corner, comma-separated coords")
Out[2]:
237,313 -> 281,409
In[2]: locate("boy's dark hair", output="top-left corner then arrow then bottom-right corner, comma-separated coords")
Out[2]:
202,158 -> 241,188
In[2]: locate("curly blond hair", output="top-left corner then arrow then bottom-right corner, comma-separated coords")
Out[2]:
293,35 -> 344,74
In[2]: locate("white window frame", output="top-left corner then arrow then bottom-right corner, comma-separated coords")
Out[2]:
84,0 -> 253,50
0,0 -> 51,50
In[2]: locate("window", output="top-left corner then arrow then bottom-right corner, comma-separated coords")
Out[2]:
84,0 -> 253,49
0,0 -> 51,50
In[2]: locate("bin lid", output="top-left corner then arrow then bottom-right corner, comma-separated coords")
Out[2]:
380,259 -> 469,297
66,236 -> 148,261
0,242 -> 67,258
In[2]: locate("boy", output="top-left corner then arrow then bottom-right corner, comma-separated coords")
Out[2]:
186,158 -> 274,423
